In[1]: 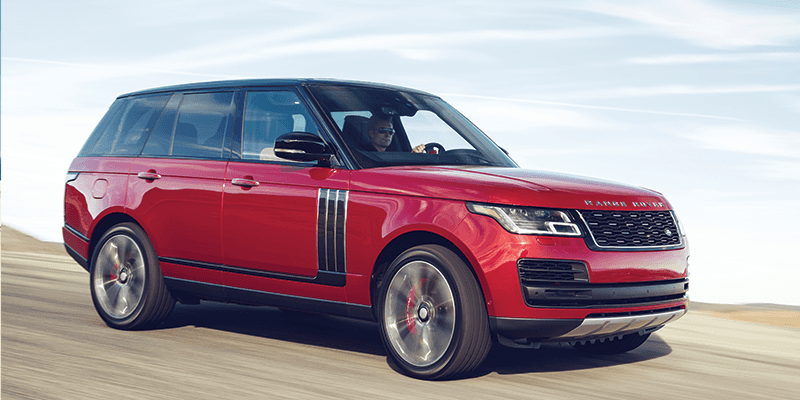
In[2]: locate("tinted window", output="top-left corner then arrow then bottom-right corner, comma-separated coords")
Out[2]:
78,95 -> 170,157
241,90 -> 319,162
308,85 -> 516,168
142,92 -> 235,159
141,93 -> 181,156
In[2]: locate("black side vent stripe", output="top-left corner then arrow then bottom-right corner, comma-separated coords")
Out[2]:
326,191 -> 337,271
317,190 -> 328,271
318,189 -> 348,274
335,190 -> 347,271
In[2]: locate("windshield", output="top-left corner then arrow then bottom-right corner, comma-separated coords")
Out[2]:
307,85 -> 517,169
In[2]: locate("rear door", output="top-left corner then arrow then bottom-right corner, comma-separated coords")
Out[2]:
127,90 -> 237,286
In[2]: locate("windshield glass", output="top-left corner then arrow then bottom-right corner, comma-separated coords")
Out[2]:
307,85 -> 517,169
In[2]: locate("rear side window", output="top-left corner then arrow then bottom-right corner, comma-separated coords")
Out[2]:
142,91 -> 235,159
78,94 -> 170,157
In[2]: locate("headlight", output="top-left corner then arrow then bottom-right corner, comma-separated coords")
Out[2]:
466,203 -> 582,236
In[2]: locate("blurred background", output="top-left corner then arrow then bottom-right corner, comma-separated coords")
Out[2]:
2,0 -> 798,305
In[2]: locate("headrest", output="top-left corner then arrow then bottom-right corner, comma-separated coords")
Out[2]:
342,115 -> 371,150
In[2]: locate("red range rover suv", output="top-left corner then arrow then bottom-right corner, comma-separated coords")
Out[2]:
64,79 -> 689,379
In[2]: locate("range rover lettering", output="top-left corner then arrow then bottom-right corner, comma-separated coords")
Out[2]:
63,79 -> 689,379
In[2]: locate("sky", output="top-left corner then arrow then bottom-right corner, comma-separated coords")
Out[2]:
2,0 -> 799,305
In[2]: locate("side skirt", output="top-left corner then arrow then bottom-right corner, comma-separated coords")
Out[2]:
160,256 -> 346,287
163,277 -> 374,321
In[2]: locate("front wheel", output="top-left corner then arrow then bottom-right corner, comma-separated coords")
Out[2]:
89,223 -> 175,330
378,245 -> 491,380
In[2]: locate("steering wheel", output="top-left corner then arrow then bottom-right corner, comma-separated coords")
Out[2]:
423,142 -> 446,154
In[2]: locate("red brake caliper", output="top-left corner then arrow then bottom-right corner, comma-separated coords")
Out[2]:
110,262 -> 119,281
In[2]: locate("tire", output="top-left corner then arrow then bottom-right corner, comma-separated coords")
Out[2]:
378,245 -> 491,380
89,223 -> 175,330
573,332 -> 651,354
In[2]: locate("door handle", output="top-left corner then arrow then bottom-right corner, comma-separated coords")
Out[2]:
137,171 -> 161,180
231,178 -> 260,187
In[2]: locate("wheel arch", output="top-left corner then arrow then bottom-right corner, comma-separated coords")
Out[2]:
87,212 -> 143,264
368,230 -> 488,320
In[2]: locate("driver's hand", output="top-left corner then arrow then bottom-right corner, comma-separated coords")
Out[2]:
412,144 -> 425,153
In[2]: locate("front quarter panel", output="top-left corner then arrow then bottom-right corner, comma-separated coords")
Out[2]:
344,191 -> 470,304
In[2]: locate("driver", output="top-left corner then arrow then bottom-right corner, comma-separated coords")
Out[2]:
367,116 -> 425,153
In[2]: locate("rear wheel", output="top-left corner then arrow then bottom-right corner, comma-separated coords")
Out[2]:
573,332 -> 651,354
89,223 -> 175,330
378,245 -> 491,380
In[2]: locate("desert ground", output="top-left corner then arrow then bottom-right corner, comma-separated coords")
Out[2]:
3,225 -> 799,399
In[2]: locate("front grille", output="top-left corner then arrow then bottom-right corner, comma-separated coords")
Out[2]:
577,210 -> 682,249
518,259 -> 588,284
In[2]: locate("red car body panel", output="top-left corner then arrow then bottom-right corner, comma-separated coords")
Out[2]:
222,162 -> 349,278
126,158 -> 227,266
65,157 -> 133,261
62,226 -> 89,260
344,191 -> 470,306
65,158 -> 132,236
350,167 -> 670,210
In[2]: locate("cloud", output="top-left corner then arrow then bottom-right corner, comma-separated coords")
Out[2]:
459,101 -> 617,131
624,52 -> 800,65
678,124 -> 800,159
566,84 -> 800,100
1,57 -> 249,80
6,24 -> 631,82
575,0 -> 800,48
784,95 -> 800,113
749,159 -> 800,181
147,26 -> 628,70
445,93 -> 744,121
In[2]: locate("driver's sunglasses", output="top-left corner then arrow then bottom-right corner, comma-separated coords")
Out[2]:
376,127 -> 395,135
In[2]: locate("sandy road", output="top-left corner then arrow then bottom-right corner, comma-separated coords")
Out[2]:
2,250 -> 799,399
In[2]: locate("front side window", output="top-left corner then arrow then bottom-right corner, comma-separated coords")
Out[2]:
241,90 -> 319,162
307,85 -> 516,168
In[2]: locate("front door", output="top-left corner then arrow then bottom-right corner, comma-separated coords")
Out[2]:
221,89 -> 349,287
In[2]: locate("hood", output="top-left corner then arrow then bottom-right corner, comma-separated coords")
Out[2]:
349,166 -> 672,210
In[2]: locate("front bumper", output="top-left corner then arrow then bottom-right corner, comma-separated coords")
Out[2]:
453,212 -> 690,320
490,307 -> 687,343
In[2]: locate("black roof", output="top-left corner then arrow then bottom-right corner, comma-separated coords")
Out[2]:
119,78 -> 435,98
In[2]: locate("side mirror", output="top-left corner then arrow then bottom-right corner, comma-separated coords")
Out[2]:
274,132 -> 333,162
